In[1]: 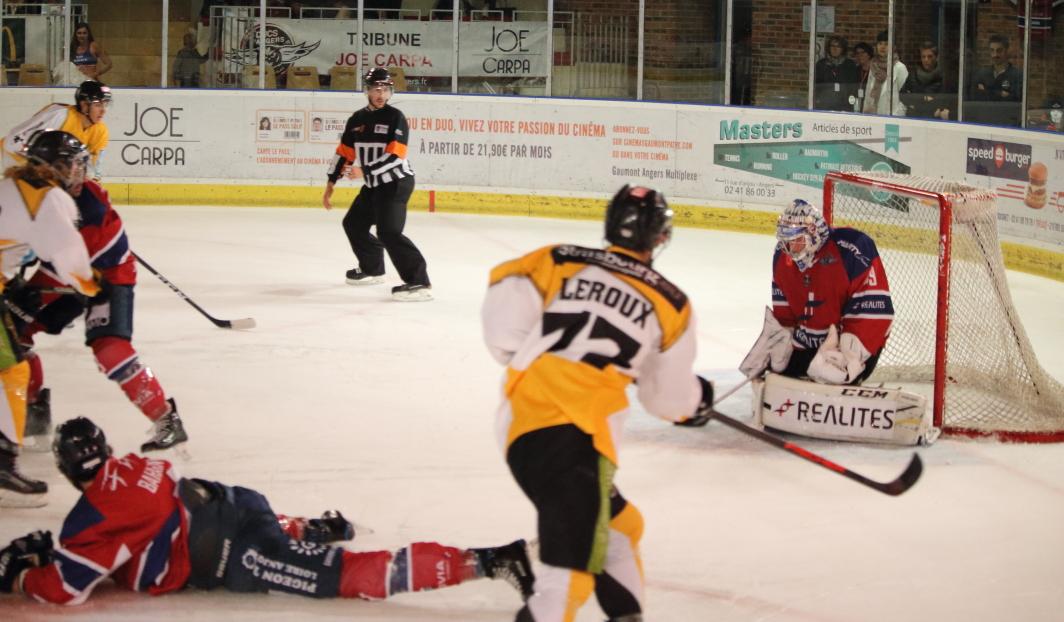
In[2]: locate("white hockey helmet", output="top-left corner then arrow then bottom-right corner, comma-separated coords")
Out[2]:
776,199 -> 829,272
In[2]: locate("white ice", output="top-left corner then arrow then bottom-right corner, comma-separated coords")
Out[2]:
1,205 -> 1062,621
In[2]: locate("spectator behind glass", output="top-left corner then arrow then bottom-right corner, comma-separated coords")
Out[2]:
68,22 -> 112,83
814,35 -> 860,112
969,34 -> 1023,127
902,41 -> 951,120
173,33 -> 206,88
862,31 -> 908,116
852,42 -> 873,112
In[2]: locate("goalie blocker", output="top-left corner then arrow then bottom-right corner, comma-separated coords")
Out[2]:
751,373 -> 937,446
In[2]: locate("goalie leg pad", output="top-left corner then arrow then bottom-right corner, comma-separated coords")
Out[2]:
91,336 -> 169,420
753,373 -> 933,445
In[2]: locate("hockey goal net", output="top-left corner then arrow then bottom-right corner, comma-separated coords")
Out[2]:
822,171 -> 1064,442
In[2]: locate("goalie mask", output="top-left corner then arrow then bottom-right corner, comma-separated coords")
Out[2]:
21,129 -> 90,191
53,416 -> 113,487
777,199 -> 829,272
604,184 -> 673,254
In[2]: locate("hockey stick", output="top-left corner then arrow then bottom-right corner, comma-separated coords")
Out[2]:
713,373 -> 759,406
132,252 -> 256,330
708,407 -> 923,496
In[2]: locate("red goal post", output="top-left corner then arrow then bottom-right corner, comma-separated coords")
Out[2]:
822,171 -> 1064,442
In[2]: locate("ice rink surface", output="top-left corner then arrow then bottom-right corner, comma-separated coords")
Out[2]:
1,205 -> 1062,621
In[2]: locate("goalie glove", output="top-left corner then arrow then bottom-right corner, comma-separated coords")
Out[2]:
739,306 -> 794,378
674,376 -> 714,427
807,325 -> 871,385
0,530 -> 53,593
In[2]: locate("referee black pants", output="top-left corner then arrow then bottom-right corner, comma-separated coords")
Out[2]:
342,176 -> 430,286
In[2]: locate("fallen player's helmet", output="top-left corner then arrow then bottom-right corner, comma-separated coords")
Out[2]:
777,199 -> 829,271
54,416 -> 113,486
22,129 -> 90,190
363,67 -> 394,88
604,184 -> 673,253
74,80 -> 113,107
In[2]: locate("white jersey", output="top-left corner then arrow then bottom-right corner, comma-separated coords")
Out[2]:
483,244 -> 703,463
1,103 -> 109,179
0,176 -> 97,295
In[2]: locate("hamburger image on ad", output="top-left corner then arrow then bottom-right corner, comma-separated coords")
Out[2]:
1025,161 -> 1047,209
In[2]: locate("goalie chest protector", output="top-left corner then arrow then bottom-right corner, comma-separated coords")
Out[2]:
752,373 -> 935,445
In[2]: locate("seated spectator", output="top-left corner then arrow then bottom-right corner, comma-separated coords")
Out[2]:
173,33 -> 206,88
902,41 -> 951,120
330,1 -> 354,18
68,22 -> 112,83
814,35 -> 860,112
971,34 -> 1022,102
852,42 -> 873,112
862,31 -> 908,117
968,34 -> 1022,127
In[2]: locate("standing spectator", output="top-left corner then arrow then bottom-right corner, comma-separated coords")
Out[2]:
970,34 -> 1023,126
902,41 -> 949,120
814,35 -> 860,112
852,42 -> 873,112
322,67 -> 432,302
172,33 -> 206,88
68,23 -> 111,83
862,31 -> 908,116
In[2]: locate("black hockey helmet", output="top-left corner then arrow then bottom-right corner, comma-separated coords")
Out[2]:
21,129 -> 90,189
53,417 -> 112,487
74,80 -> 112,107
363,67 -> 394,88
604,184 -> 673,253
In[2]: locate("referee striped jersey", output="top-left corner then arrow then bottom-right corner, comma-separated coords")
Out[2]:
327,104 -> 414,188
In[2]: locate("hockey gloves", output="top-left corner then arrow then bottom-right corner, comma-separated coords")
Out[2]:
0,530 -> 53,593
807,325 -> 871,385
674,376 -> 715,427
739,307 -> 794,379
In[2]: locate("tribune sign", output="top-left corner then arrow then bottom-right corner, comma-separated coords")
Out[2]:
225,19 -> 551,79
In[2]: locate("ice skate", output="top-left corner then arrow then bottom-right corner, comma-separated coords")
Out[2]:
474,539 -> 535,600
303,510 -> 356,543
141,399 -> 189,454
21,387 -> 53,453
391,283 -> 432,302
345,268 -> 384,286
0,433 -> 47,508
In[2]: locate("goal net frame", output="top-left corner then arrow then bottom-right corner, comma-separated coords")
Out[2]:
822,170 -> 1064,443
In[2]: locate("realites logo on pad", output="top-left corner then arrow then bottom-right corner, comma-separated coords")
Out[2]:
966,138 -> 1032,181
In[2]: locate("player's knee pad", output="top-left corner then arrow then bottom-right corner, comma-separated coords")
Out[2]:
526,563 -> 595,622
609,500 -> 644,547
0,361 -> 30,442
92,336 -> 169,419
338,549 -> 392,600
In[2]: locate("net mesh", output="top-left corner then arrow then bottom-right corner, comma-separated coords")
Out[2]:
826,172 -> 1064,441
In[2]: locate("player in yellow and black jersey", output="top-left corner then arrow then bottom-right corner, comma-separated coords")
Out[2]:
482,184 -> 715,622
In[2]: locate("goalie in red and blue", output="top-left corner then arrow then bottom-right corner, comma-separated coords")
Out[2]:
741,198 -> 894,386
737,200 -> 934,446
0,417 -> 534,605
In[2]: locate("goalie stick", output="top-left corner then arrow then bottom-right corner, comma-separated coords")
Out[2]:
133,252 -> 256,330
708,407 -> 923,496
